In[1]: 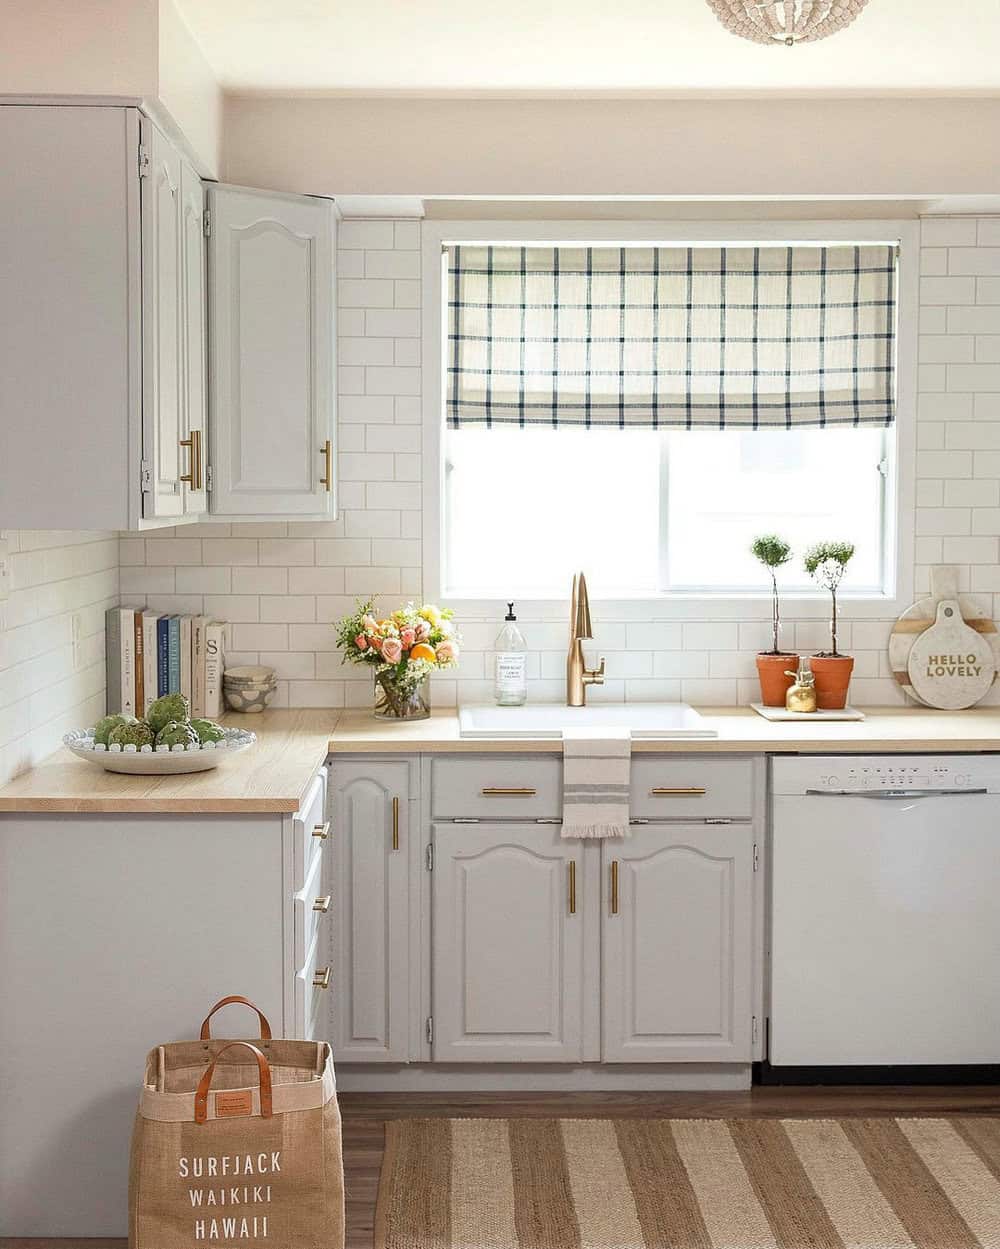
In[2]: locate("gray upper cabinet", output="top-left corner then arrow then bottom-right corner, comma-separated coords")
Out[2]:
602,825 -> 754,1062
330,760 -> 410,1062
207,185 -> 336,519
0,104 -> 336,529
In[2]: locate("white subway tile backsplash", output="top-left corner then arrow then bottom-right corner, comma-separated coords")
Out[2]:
113,215 -> 1000,713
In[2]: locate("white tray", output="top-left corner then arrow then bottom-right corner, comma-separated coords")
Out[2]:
63,727 -> 256,774
751,703 -> 866,722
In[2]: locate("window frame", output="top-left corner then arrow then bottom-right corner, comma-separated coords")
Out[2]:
422,218 -> 918,622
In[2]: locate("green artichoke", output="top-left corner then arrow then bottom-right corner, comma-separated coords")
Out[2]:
93,713 -> 135,747
190,718 -> 225,744
155,720 -> 199,749
147,693 -> 190,735
108,720 -> 154,749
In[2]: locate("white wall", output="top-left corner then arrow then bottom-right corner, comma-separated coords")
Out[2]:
222,96 -> 1000,199
0,532 -> 119,784
156,0 -> 222,176
120,214 -> 1000,710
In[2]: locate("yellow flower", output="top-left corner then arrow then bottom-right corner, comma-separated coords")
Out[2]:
419,605 -> 441,627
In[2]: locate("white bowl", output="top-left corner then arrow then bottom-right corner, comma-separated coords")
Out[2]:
63,726 -> 257,774
223,685 -> 277,714
223,665 -> 276,685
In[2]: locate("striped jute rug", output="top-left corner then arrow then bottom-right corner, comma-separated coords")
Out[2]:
374,1117 -> 1000,1249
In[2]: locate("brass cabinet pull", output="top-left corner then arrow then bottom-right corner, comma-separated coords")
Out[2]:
319,439 -> 332,491
312,822 -> 330,840
481,787 -> 537,796
568,860 -> 577,915
312,966 -> 332,990
650,786 -> 707,797
312,895 -> 332,914
180,429 -> 203,490
610,860 -> 619,915
392,796 -> 400,851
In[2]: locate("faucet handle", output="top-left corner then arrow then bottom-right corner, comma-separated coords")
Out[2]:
586,656 -> 606,686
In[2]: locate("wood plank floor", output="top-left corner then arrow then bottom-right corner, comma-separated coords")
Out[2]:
6,1086 -> 999,1249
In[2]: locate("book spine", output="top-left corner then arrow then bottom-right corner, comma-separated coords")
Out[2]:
191,617 -> 206,719
204,622 -> 225,718
120,609 -> 136,717
105,607 -> 122,714
156,618 -> 170,698
142,614 -> 159,717
133,611 -> 144,717
167,617 -> 181,695
180,616 -> 193,707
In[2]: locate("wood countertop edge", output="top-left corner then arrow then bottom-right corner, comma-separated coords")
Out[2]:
0,796 -> 307,814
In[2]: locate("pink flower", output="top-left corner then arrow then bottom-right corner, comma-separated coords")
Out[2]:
400,627 -> 416,648
415,620 -> 431,641
435,640 -> 457,663
381,638 -> 403,664
362,614 -> 377,632
355,634 -> 368,650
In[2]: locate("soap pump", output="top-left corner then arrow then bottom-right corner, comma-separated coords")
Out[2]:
494,603 -> 527,707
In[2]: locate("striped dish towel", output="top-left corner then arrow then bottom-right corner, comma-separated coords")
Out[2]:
561,727 -> 631,839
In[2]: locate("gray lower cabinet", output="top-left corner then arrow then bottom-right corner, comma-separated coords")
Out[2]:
329,759 -> 411,1062
601,825 -> 754,1062
431,822 -> 599,1062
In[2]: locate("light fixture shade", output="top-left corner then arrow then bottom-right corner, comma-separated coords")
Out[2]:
707,0 -> 870,45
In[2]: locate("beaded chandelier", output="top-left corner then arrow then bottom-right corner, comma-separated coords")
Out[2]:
706,0 -> 870,45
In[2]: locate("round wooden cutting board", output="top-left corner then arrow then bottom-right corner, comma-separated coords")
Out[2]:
889,567 -> 1000,707
906,599 -> 995,709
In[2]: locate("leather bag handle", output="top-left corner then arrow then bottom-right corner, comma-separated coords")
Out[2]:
200,995 -> 272,1042
194,1041 -> 272,1125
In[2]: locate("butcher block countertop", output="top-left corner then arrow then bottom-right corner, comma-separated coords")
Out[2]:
3,705 -> 1000,814
0,709 -> 334,814
328,706 -> 1000,755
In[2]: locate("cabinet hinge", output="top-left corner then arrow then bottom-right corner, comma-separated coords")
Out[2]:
205,463 -> 214,493
705,817 -> 733,825
629,817 -> 649,825
140,459 -> 152,492
752,1015 -> 759,1044
753,843 -> 759,872
138,145 -> 150,178
452,817 -> 480,824
203,208 -> 211,237
425,843 -> 434,871
425,1016 -> 434,1044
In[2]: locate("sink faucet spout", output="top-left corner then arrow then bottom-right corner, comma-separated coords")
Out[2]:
567,572 -> 605,707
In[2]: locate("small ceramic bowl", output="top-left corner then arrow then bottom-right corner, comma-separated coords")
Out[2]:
223,682 -> 277,714
223,665 -> 277,687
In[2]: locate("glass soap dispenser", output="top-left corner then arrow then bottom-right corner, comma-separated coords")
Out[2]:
494,603 -> 527,706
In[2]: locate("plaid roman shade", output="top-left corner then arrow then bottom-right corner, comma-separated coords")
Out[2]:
446,243 -> 896,429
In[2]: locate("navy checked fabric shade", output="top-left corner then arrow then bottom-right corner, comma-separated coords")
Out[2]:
446,244 -> 896,429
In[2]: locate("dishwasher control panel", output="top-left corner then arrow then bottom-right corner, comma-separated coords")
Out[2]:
772,755 -> 1000,795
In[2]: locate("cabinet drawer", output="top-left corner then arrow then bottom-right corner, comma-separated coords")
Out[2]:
431,756 -> 562,820
292,769 -> 329,889
630,757 -> 754,821
294,931 -> 331,1040
294,850 -> 330,968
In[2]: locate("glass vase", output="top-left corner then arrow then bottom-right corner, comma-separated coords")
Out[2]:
373,671 -> 431,722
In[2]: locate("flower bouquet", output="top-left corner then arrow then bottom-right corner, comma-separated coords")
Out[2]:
335,599 -> 461,721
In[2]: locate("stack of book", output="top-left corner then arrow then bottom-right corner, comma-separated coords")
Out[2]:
105,609 -> 227,719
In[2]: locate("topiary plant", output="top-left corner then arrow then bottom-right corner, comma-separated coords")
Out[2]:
751,534 -> 793,655
804,541 -> 856,656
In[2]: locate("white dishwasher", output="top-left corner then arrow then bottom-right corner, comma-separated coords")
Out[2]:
770,755 -> 1000,1067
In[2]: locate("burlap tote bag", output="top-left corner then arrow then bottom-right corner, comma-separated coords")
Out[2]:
129,996 -> 344,1249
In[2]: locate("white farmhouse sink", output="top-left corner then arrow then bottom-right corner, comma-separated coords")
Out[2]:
458,703 -> 718,740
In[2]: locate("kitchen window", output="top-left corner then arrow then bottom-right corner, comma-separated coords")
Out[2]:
427,227 -> 914,606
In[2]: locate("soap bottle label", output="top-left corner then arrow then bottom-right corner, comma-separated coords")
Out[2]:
495,653 -> 526,692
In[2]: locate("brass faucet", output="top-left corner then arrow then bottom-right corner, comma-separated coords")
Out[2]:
567,572 -> 605,706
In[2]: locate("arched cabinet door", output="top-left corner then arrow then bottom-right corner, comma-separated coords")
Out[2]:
602,826 -> 753,1062
431,823 -> 596,1062
207,184 -> 335,518
330,761 -> 410,1062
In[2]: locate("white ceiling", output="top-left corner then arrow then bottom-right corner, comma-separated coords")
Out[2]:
177,0 -> 1000,95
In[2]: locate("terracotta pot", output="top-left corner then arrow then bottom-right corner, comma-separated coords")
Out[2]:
755,653 -> 799,707
810,654 -> 855,710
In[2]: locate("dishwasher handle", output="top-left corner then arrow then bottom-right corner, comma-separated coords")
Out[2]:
804,787 -> 989,799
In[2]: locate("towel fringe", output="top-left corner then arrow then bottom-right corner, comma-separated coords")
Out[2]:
562,822 -> 628,840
